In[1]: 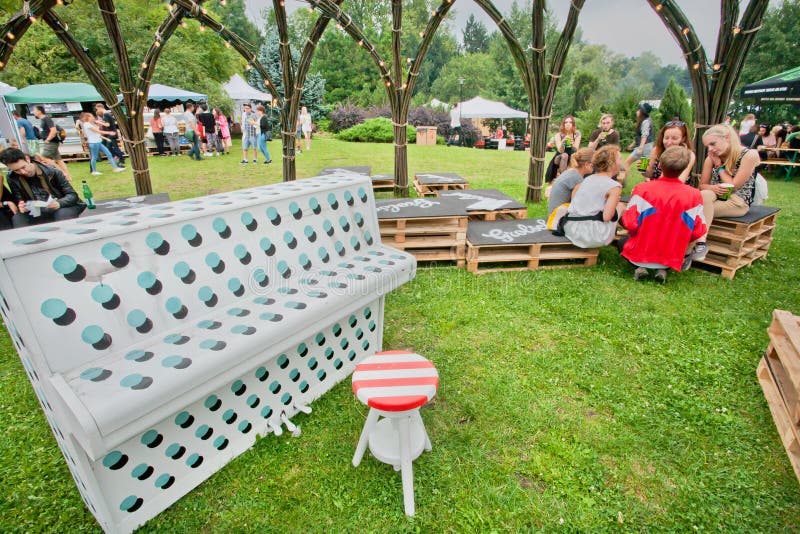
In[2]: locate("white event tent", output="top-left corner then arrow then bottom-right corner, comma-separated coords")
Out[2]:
458,96 -> 527,119
223,74 -> 273,126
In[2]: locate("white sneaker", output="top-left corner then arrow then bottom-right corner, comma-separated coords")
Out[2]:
91,171 -> 102,175
113,167 -> 125,173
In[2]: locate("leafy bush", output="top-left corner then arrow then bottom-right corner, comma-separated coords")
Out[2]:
366,105 -> 392,119
337,117 -> 417,143
328,101 -> 366,133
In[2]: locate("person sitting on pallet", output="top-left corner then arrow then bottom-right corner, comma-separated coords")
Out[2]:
546,147 -> 594,224
553,144 -> 621,249
620,146 -> 708,284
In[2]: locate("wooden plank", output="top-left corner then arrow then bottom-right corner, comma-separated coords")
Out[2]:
758,357 -> 800,483
465,240 -> 599,274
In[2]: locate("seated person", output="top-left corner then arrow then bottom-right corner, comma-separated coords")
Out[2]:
546,147 -> 594,220
545,115 -> 582,183
0,171 -> 19,230
555,145 -> 622,249
643,120 -> 695,183
739,124 -> 763,149
0,148 -> 85,228
621,146 -> 707,283
587,114 -> 620,150
494,126 -> 504,139
699,124 -> 760,220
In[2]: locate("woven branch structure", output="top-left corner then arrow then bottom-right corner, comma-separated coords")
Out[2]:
0,0 -> 768,200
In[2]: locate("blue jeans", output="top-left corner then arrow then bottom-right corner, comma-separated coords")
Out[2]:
89,142 -> 119,172
187,135 -> 201,160
258,133 -> 271,162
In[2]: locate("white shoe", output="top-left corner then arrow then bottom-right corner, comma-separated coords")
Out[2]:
91,171 -> 102,175
113,167 -> 125,173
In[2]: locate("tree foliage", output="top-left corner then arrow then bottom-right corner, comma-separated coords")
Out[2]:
249,32 -> 326,121
462,14 -> 488,54
0,1 -> 243,107
659,77 -> 693,129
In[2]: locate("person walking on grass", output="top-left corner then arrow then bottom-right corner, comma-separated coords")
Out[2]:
300,106 -> 313,151
95,103 -> 125,166
241,103 -> 258,163
14,112 -> 38,156
184,103 -> 203,161
33,105 -> 72,181
79,112 -> 125,176
256,105 -> 272,164
162,108 -> 181,156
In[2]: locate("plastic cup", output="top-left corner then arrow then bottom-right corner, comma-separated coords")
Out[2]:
717,183 -> 734,200
638,157 -> 650,172
28,200 -> 47,217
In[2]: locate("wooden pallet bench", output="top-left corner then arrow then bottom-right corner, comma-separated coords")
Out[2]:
694,206 -> 779,279
319,166 -> 372,177
466,219 -> 599,274
376,197 -> 468,267
413,172 -> 469,197
438,189 -> 528,220
757,309 -> 800,483
370,174 -> 396,192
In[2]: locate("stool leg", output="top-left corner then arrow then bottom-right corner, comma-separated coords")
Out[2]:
414,410 -> 432,452
398,416 -> 415,516
353,408 -> 379,467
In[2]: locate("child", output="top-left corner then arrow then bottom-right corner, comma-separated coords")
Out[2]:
621,146 -> 707,284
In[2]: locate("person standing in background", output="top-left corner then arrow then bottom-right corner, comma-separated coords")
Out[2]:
197,104 -> 218,157
448,102 -> 462,146
256,104 -> 272,165
33,105 -> 72,181
300,106 -> 313,151
240,103 -> 258,164
215,108 -> 231,155
94,103 -> 125,166
162,108 -> 180,156
150,109 -> 166,156
183,103 -> 203,161
14,112 -> 38,156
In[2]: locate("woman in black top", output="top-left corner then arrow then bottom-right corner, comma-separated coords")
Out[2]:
256,105 -> 272,164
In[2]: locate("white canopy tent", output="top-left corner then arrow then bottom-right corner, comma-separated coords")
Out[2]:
223,74 -> 273,126
458,96 -> 527,119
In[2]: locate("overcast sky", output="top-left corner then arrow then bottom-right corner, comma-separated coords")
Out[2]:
245,1 -> 775,66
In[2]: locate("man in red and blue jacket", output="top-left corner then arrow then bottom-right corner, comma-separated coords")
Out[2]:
621,146 -> 707,282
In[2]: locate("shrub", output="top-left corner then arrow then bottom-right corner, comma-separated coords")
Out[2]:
328,102 -> 366,133
337,117 -> 416,143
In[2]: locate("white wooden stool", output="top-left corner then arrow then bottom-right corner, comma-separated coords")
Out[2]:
351,350 -> 439,516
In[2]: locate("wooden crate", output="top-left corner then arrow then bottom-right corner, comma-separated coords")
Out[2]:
694,206 -> 779,279
466,206 -> 528,221
413,173 -> 470,197
413,178 -> 470,197
757,309 -> 800,483
379,215 -> 467,267
465,219 -> 599,274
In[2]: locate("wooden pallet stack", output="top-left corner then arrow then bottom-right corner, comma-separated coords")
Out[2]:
757,309 -> 800,483
370,174 -> 396,193
694,206 -> 779,279
376,197 -> 468,267
413,172 -> 469,197
465,219 -> 599,274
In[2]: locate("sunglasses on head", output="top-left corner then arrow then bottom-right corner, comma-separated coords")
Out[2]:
665,120 -> 685,127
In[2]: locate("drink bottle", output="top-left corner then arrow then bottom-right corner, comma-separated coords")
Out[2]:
82,180 -> 95,209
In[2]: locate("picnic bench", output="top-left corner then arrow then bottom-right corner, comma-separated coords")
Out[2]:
758,145 -> 800,181
0,174 -> 416,533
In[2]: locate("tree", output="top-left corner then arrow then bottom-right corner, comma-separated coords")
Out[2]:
462,14 -> 488,54
217,0 -> 263,52
659,77 -> 693,128
739,0 -> 800,90
571,70 -> 599,113
250,32 -> 326,121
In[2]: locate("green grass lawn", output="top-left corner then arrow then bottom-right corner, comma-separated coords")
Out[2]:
1,136 -> 799,532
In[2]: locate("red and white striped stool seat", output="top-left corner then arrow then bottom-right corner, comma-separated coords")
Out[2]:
352,350 -> 439,412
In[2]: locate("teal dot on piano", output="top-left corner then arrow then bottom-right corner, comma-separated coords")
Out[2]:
165,297 -> 183,314
82,325 -> 104,344
181,224 -> 198,241
41,298 -> 67,319
101,242 -> 123,260
212,217 -> 228,233
52,255 -> 77,275
137,271 -> 157,290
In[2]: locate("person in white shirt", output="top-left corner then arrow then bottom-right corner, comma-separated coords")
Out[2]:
162,108 -> 181,156
78,112 -> 124,175
448,102 -> 462,146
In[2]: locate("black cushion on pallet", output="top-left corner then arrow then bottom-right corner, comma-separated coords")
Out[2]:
716,205 -> 780,224
375,197 -> 468,219
467,219 -> 570,245
415,172 -> 468,185
438,188 -> 526,210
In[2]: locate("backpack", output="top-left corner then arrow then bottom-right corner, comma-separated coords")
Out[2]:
55,125 -> 67,143
33,125 -> 42,140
